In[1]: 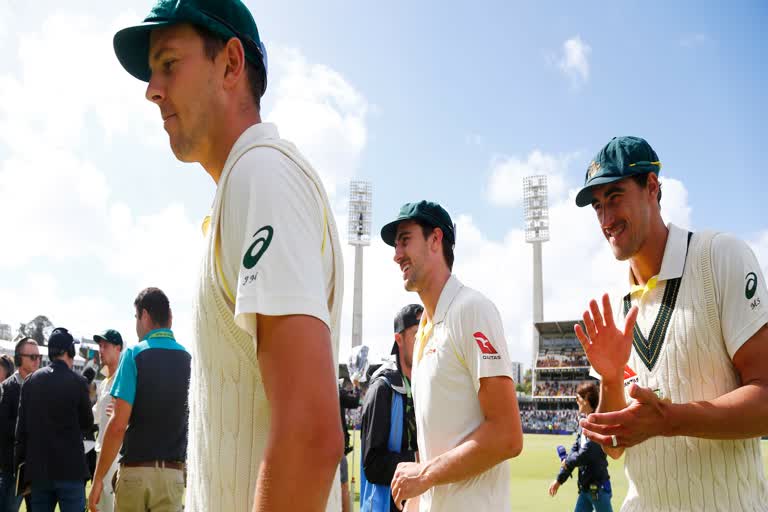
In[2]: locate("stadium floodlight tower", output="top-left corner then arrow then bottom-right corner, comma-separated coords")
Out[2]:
523,175 -> 550,393
348,180 -> 373,348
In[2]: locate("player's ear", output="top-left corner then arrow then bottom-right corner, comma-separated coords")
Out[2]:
222,37 -> 246,85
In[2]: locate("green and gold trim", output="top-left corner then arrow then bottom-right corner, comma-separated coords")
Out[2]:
623,232 -> 692,372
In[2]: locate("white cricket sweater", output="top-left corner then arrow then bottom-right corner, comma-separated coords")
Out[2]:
621,231 -> 768,511
185,136 -> 344,512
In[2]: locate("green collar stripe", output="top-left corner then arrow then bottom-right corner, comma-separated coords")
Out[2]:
624,277 -> 681,371
623,232 -> 692,372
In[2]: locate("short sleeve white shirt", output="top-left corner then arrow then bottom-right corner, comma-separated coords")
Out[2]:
591,223 -> 768,383
411,275 -> 514,512
625,224 -> 767,359
217,123 -> 333,338
93,375 -> 114,452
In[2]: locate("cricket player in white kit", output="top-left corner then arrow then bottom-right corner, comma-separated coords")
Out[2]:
573,136 -> 768,511
381,201 -> 523,512
111,1 -> 345,510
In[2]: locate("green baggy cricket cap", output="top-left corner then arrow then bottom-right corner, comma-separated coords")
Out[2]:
575,136 -> 662,207
113,0 -> 267,89
381,201 -> 456,247
93,329 -> 124,348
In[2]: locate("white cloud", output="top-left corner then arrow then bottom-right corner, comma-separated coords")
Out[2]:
265,47 -> 368,199
486,150 -> 575,207
0,12 -> 162,156
0,12 -> 371,353
0,150 -> 110,267
559,36 -> 591,87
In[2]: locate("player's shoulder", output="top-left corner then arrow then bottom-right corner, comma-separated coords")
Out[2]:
706,230 -> 752,256
455,282 -> 499,317
447,282 -> 502,334
229,139 -> 302,182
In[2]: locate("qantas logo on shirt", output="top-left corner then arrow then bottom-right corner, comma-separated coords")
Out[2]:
474,332 -> 501,360
623,365 -> 639,387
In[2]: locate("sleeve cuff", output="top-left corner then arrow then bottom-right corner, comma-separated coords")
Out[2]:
235,294 -> 331,337
726,312 -> 768,360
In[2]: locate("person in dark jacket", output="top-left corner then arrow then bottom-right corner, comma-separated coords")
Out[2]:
549,381 -> 612,512
360,304 -> 422,512
0,356 -> 14,384
0,338 -> 40,512
339,380 -> 360,512
15,328 -> 94,512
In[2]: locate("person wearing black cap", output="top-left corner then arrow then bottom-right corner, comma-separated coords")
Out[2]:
91,329 -> 123,512
359,304 -> 422,512
0,337 -> 39,512
573,136 -> 768,510
15,327 -> 94,512
381,201 -> 523,512
111,1 -> 345,511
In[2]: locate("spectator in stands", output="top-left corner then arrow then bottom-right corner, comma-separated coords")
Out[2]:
339,378 -> 361,512
0,338 -> 40,512
360,304 -> 422,512
15,327 -> 94,512
0,357 -> 13,384
548,382 -> 612,511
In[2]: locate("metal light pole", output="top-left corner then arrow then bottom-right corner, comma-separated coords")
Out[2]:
346,180 -> 372,500
523,175 -> 549,395
347,180 -> 372,348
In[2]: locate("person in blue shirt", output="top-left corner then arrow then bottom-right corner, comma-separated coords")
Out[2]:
549,381 -> 612,512
88,287 -> 191,512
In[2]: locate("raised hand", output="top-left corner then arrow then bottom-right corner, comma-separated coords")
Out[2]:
574,293 -> 638,383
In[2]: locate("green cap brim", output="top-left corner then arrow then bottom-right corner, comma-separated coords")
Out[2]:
380,219 -> 404,247
114,21 -> 174,82
575,172 -> 653,207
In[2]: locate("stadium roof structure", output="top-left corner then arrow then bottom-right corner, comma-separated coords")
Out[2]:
534,320 -> 584,338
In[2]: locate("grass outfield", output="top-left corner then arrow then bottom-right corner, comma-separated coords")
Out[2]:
347,433 -> 768,512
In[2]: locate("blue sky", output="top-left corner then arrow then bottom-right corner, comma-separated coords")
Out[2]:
0,1 -> 765,366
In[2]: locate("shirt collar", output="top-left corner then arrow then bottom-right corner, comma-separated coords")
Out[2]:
225,122 -> 280,169
141,328 -> 175,342
628,223 -> 689,295
432,274 -> 464,325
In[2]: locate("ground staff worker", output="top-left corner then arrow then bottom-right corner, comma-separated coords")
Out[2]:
111,1 -> 344,509
573,136 -> 768,511
381,201 -> 524,511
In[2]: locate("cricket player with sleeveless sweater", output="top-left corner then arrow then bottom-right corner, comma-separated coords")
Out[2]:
573,136 -> 768,511
110,1 -> 345,511
381,201 -> 523,511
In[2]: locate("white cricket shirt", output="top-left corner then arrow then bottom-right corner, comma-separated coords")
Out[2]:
412,274 -> 515,512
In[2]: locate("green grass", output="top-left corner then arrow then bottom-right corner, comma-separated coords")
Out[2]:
346,433 -> 768,512
17,435 -> 768,512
